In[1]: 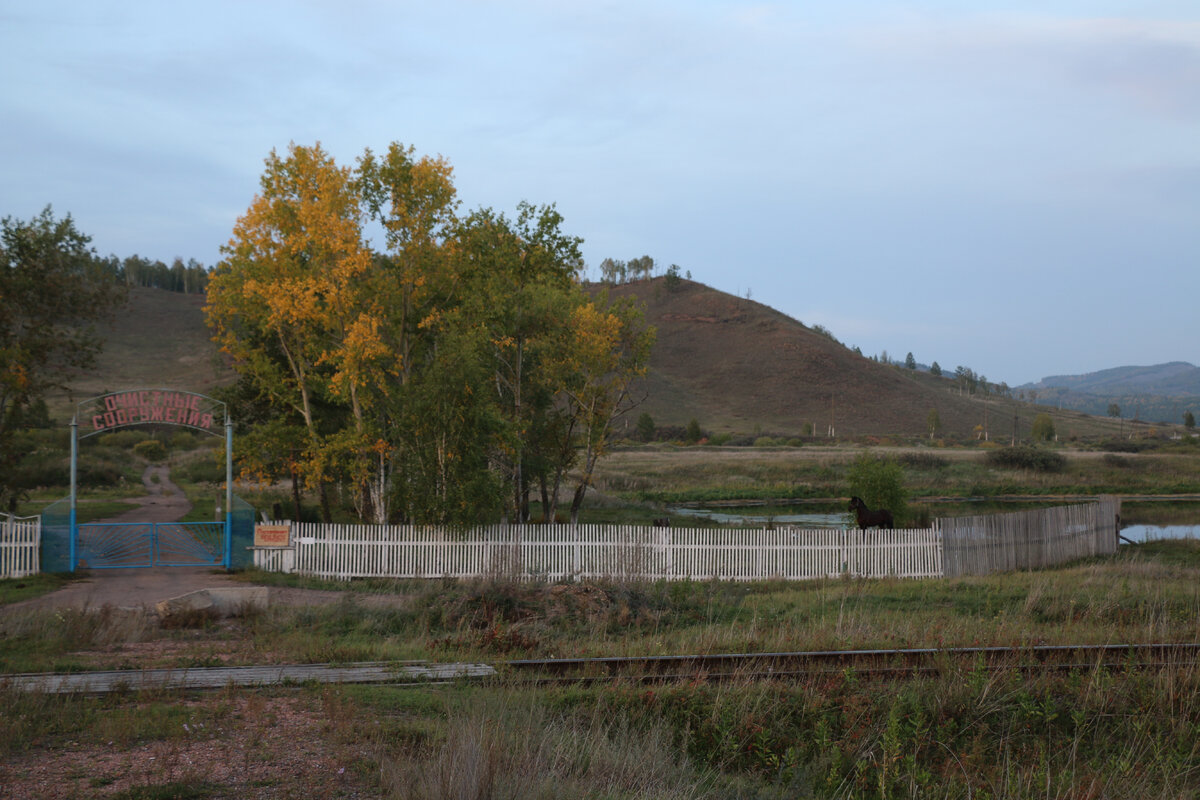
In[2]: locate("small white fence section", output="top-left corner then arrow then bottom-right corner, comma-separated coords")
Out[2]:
254,522 -> 943,582
1,515 -> 41,579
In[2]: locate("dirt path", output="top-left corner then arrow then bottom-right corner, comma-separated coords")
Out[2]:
4,466 -> 397,615
5,466 -> 254,613
100,463 -> 194,523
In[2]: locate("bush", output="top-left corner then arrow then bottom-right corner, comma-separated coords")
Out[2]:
1032,413 -> 1056,442
985,445 -> 1066,473
170,431 -> 199,450
846,452 -> 908,525
898,452 -> 948,470
132,439 -> 167,462
176,457 -> 225,484
97,430 -> 149,448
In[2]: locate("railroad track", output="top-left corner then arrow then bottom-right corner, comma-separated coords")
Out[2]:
7,643 -> 1198,694
503,643 -> 1200,683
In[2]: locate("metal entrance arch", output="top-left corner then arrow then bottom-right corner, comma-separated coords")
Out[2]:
70,389 -> 234,570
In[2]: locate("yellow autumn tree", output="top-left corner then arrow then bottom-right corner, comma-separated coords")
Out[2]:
206,142 -> 370,521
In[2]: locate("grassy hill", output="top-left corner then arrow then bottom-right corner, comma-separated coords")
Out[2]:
52,281 -> 1140,441
606,277 -> 1132,441
48,287 -> 234,416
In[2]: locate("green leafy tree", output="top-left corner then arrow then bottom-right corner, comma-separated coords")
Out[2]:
1031,413 -> 1056,442
905,352 -> 916,370
635,412 -> 656,442
0,207 -> 126,509
847,452 -> 908,525
453,202 -> 585,522
930,361 -> 942,377
1185,410 -> 1196,431
685,418 -> 703,444
926,409 -> 941,441
664,264 -> 683,291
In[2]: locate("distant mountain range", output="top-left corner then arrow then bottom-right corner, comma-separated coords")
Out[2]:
1021,363 -> 1200,423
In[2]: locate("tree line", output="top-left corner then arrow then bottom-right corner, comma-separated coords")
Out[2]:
119,255 -> 210,294
0,207 -> 128,509
206,142 -> 654,527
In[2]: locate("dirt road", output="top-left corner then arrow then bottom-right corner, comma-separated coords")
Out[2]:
4,466 -> 253,613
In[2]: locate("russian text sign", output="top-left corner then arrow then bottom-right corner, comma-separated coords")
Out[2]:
254,523 -> 291,547
77,390 -> 226,438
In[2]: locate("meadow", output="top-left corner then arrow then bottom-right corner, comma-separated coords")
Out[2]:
4,435 -> 1200,797
3,540 -> 1200,797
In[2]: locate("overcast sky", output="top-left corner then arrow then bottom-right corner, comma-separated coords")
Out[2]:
3,1 -> 1198,386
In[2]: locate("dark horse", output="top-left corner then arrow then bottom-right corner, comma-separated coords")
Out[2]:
849,496 -> 894,529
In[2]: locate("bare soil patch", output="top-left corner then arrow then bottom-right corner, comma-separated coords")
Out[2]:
0,693 -> 382,799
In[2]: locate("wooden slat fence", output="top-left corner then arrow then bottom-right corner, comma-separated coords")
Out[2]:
938,497 -> 1118,578
1,515 -> 41,579
256,522 -> 944,582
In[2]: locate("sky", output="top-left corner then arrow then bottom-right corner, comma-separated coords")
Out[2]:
3,1 -> 1198,387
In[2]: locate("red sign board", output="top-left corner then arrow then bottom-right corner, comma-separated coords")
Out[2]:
254,524 -> 291,548
77,390 -> 223,437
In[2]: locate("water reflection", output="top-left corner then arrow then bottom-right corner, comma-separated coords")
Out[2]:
1119,525 -> 1200,544
670,507 -> 850,528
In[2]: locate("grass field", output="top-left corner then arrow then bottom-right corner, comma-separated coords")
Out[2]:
5,435 -> 1200,796
3,541 -> 1200,797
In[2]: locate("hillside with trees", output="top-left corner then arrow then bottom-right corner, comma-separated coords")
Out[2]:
1022,362 -> 1200,425
603,276 -> 1126,441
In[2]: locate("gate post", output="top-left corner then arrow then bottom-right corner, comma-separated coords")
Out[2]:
224,415 -> 233,569
69,415 -> 78,572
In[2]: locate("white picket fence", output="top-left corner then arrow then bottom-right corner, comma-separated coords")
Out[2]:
1,515 -> 41,579
253,522 -> 944,582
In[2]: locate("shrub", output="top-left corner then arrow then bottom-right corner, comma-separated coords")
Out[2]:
97,430 -> 149,448
132,439 -> 167,462
170,431 -> 199,450
985,445 -> 1066,473
898,452 -> 948,470
176,457 -> 225,484
846,452 -> 908,525
1031,413 -> 1056,442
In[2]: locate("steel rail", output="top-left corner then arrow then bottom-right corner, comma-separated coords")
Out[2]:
5,643 -> 1197,695
501,643 -> 1200,681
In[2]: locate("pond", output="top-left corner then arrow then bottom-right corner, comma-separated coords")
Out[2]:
668,505 -> 1200,544
670,507 -> 851,528
1119,525 -> 1200,545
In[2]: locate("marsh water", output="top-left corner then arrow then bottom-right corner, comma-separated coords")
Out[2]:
669,507 -> 852,529
669,503 -> 1200,545
1118,524 -> 1200,544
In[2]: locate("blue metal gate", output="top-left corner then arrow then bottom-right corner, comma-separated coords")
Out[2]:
75,522 -> 226,569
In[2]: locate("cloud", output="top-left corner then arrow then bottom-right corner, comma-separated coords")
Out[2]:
858,15 -> 1200,118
